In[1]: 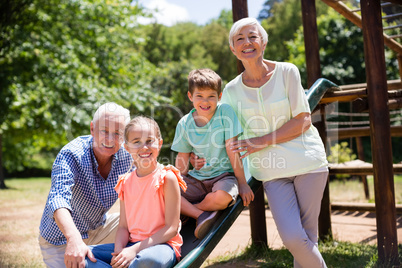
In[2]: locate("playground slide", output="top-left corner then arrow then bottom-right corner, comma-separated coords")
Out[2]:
174,78 -> 340,268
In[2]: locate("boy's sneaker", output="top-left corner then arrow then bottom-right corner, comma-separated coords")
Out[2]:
194,211 -> 220,239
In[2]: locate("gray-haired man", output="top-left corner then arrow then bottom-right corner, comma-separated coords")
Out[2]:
39,103 -> 133,268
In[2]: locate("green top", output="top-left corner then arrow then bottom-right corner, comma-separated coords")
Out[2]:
171,103 -> 243,180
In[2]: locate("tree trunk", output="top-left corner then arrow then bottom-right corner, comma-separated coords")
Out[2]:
0,133 -> 7,189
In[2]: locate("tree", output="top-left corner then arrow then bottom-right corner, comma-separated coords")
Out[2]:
260,0 -> 329,62
210,9 -> 233,30
257,0 -> 283,20
0,0 -> 160,187
200,22 -> 238,82
286,8 -> 399,87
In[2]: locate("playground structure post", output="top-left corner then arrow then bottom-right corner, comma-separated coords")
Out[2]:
360,0 -> 399,265
301,0 -> 333,240
231,0 -> 268,248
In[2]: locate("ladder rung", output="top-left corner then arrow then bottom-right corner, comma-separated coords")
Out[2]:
381,2 -> 394,8
350,2 -> 397,13
383,13 -> 402,20
389,34 -> 402,39
383,24 -> 402,30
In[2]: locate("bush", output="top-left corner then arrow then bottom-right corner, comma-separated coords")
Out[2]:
328,141 -> 357,180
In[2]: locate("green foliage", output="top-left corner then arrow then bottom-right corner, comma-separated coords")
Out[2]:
328,142 -> 356,164
257,0 -> 283,20
286,7 -> 400,87
328,142 -> 356,180
261,0 -> 329,63
210,9 -> 233,30
200,22 -> 237,81
0,0 -> 160,172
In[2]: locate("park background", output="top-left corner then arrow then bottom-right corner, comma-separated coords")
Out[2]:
1,0 -> 402,267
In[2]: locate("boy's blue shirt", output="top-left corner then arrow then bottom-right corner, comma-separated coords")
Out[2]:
171,103 -> 243,180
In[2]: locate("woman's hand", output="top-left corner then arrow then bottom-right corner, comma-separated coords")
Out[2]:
230,136 -> 268,159
111,244 -> 139,268
238,183 -> 254,206
230,113 -> 311,160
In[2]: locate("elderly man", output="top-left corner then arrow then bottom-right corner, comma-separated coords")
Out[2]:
39,102 -> 133,268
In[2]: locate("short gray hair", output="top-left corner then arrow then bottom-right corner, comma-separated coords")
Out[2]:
228,17 -> 268,48
92,102 -> 130,126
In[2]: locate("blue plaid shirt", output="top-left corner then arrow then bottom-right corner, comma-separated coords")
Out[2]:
39,135 -> 133,245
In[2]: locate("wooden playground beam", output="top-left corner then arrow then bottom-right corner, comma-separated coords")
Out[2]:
327,125 -> 402,140
352,95 -> 402,112
320,80 -> 402,104
331,202 -> 402,214
231,0 -> 246,74
361,0 -> 399,264
328,163 -> 402,175
301,0 -> 333,241
384,0 -> 402,6
321,0 -> 402,55
338,79 -> 401,91
231,0 -> 268,248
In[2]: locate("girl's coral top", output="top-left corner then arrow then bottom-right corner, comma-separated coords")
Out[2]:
114,164 -> 187,259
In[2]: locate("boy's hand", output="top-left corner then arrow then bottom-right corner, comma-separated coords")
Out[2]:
190,152 -> 206,170
239,183 -> 254,207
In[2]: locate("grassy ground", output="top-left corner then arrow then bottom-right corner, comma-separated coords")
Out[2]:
0,176 -> 401,267
0,178 -> 49,268
203,243 -> 402,267
330,175 -> 402,204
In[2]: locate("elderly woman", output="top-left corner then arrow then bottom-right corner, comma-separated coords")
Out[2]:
222,17 -> 328,268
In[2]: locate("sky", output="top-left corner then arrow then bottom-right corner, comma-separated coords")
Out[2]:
136,0 -> 266,26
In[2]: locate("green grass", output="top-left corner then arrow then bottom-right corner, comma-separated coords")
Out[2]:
330,175 -> 402,204
0,177 -> 50,201
204,242 -> 402,267
0,178 -> 50,268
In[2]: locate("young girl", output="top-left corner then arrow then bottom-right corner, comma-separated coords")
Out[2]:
86,116 -> 187,268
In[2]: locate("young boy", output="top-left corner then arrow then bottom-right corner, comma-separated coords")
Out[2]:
171,68 -> 254,239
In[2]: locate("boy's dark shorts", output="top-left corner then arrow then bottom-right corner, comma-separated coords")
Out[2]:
181,172 -> 239,206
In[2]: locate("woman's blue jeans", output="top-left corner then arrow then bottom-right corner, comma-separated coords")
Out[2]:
85,242 -> 176,268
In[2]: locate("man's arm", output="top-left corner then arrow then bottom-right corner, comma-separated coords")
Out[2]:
54,208 -> 96,268
49,151 -> 96,268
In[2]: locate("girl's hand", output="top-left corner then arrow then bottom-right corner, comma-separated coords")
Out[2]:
239,183 -> 254,207
111,245 -> 138,268
230,136 -> 267,159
